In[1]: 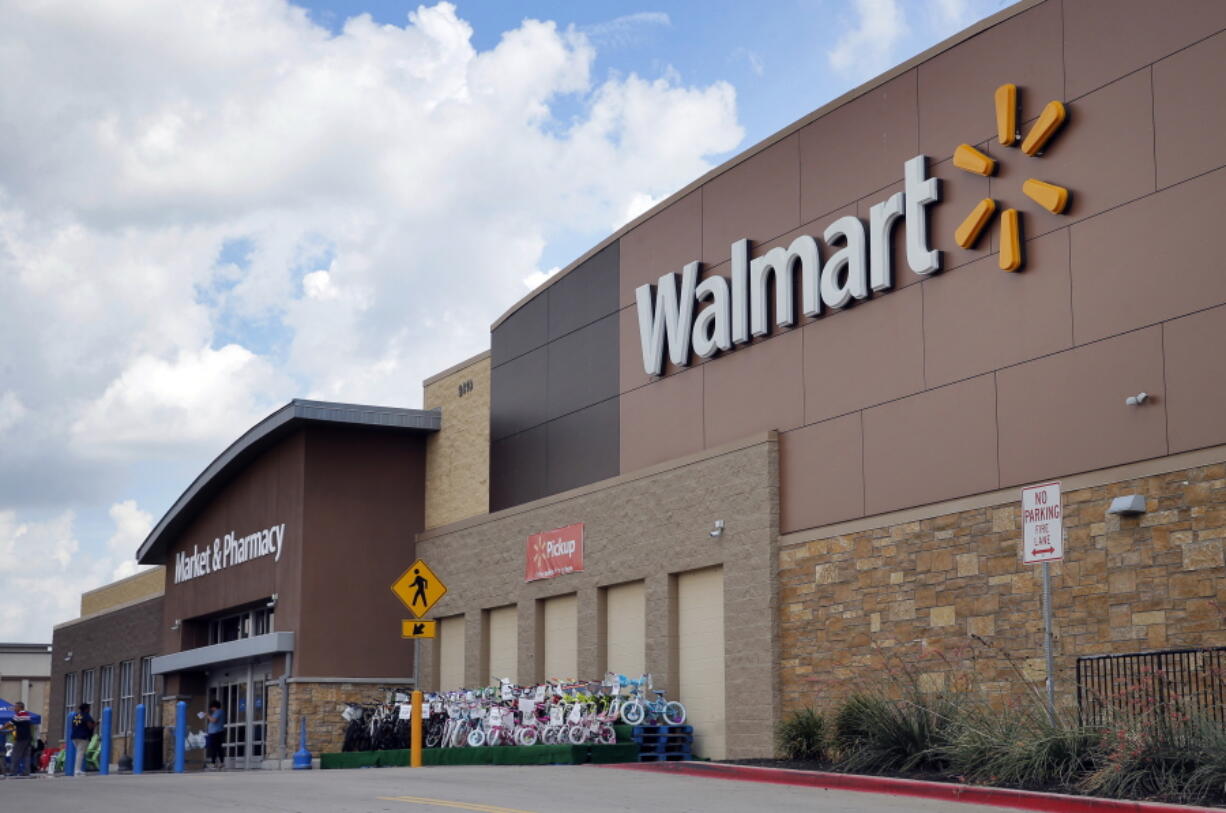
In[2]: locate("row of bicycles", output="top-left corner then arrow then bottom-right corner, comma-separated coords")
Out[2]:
340,674 -> 686,751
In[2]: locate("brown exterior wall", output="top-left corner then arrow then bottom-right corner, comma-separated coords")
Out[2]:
416,433 -> 779,759
160,429 -> 307,657
80,567 -> 164,617
49,596 -> 164,748
424,352 -> 490,529
486,0 -> 1226,537
779,456 -> 1226,714
297,424 -> 426,679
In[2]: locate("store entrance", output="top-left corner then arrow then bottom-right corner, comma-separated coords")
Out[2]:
206,659 -> 270,769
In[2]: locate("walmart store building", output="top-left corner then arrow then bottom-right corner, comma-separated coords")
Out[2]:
51,0 -> 1226,765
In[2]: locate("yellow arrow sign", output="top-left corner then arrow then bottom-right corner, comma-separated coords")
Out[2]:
391,558 -> 447,618
400,619 -> 437,639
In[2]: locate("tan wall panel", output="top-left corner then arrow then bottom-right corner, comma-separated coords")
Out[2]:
619,365 -> 704,474
803,283 -> 925,424
701,134 -> 800,266
993,69 -> 1154,241
863,375 -> 999,515
543,594 -> 578,681
619,191 -> 702,309
80,568 -> 164,617
438,615 -> 466,691
703,330 -> 804,447
799,71 -> 918,223
1064,0 -> 1226,100
780,413 -> 864,533
923,228 -> 1072,388
997,326 -> 1167,487
1164,305 -> 1226,454
1154,29 -> 1226,189
486,605 -> 518,685
604,581 -> 645,679
917,1 -> 1063,160
677,567 -> 726,760
1070,167 -> 1226,345
424,353 -> 491,529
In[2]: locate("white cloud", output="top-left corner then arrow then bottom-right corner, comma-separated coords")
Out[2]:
0,503 -> 152,641
583,11 -> 671,48
827,0 -> 909,79
522,266 -> 561,290
0,1 -> 744,640
0,391 -> 27,435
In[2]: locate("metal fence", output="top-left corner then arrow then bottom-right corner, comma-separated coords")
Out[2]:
1076,647 -> 1226,729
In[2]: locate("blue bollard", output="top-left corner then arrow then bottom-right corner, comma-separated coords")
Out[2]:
173,701 -> 186,773
133,704 -> 145,774
63,713 -> 75,777
99,708 -> 112,775
292,716 -> 312,770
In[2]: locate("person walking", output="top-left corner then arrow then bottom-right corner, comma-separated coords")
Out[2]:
70,702 -> 95,777
205,700 -> 225,770
9,702 -> 34,777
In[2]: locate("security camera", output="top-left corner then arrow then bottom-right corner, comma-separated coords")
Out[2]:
1125,392 -> 1148,406
267,593 -> 279,608
709,520 -> 725,538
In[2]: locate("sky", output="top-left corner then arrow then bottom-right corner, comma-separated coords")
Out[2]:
0,0 -> 1006,642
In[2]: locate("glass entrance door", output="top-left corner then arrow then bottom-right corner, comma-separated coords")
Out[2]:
205,660 -> 271,769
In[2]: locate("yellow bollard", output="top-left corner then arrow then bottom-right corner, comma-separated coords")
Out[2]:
410,690 -> 423,768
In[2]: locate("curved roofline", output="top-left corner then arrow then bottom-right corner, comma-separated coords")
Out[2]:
136,399 -> 440,565
489,0 -> 1041,332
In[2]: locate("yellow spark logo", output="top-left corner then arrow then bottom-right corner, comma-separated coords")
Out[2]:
952,84 -> 1070,271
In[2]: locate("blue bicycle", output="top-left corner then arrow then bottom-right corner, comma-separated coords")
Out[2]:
615,674 -> 686,726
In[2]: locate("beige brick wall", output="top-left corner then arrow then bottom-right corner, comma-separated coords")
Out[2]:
423,351 -> 490,530
416,432 -> 780,759
80,568 -> 164,617
779,460 -> 1226,715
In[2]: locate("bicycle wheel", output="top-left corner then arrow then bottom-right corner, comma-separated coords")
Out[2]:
566,726 -> 587,745
542,727 -> 558,744
597,725 -> 616,745
515,728 -> 539,747
467,728 -> 487,747
662,701 -> 687,725
620,700 -> 646,725
451,725 -> 469,748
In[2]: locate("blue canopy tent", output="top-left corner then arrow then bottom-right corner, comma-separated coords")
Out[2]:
0,698 -> 42,725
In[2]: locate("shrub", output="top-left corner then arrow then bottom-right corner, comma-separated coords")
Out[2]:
833,690 -> 955,775
776,707 -> 827,762
1081,713 -> 1226,806
942,703 -> 1099,791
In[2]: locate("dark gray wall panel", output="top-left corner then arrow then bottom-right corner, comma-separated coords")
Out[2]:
546,398 -> 620,496
491,292 -> 549,367
546,311 -> 619,421
490,424 -> 549,511
490,346 -> 548,441
547,242 -> 620,340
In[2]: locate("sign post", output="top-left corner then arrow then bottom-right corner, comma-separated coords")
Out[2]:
392,558 -> 447,758
1021,481 -> 1063,724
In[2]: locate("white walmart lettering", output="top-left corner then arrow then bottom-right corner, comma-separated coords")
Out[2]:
173,523 -> 286,584
636,155 -> 940,376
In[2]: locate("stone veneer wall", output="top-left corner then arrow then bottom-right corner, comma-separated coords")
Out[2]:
264,681 -> 412,760
424,352 -> 490,530
416,433 -> 779,759
779,458 -> 1226,715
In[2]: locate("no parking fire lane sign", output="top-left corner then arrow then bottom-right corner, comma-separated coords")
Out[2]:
1021,482 -> 1064,564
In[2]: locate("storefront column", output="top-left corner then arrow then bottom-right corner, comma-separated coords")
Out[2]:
644,573 -> 676,696
577,586 -> 600,681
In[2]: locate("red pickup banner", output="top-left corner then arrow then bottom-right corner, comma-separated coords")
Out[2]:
524,523 -> 584,582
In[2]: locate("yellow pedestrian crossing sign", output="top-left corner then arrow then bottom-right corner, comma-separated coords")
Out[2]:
392,558 -> 447,618
400,619 -> 437,639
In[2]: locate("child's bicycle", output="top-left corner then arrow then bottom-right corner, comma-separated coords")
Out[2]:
617,674 -> 686,726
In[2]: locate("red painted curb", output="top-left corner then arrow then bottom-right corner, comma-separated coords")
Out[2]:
597,762 -> 1220,813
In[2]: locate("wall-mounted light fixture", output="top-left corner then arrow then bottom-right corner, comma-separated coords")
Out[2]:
1125,392 -> 1149,406
1107,495 -> 1147,516
709,520 -> 725,538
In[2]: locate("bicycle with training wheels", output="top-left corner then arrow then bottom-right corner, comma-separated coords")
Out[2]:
617,674 -> 686,726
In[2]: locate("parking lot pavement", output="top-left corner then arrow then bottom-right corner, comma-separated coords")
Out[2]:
0,764 -> 1010,812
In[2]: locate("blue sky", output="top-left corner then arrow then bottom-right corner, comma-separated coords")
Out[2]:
0,0 -> 1004,642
